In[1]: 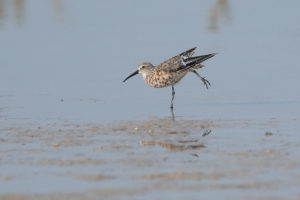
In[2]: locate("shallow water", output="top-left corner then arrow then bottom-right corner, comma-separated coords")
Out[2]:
1,0 -> 300,199
1,118 -> 300,199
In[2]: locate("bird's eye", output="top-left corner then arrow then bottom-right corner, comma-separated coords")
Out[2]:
141,66 -> 145,69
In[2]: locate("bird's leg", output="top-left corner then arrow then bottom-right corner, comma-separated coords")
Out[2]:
170,85 -> 175,109
170,86 -> 175,120
192,70 -> 211,89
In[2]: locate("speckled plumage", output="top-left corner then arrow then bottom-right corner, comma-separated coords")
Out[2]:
123,47 -> 216,108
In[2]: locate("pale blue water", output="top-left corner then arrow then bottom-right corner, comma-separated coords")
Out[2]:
1,0 -> 299,124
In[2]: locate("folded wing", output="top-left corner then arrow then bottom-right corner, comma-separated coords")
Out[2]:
156,47 -> 197,72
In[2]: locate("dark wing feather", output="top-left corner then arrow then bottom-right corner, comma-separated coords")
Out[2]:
179,47 -> 197,58
176,53 -> 216,72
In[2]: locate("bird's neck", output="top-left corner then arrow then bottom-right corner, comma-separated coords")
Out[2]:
142,73 -> 148,80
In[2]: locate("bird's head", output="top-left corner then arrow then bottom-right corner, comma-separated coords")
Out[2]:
123,62 -> 154,82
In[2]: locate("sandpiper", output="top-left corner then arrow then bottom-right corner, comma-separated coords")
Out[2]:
123,47 -> 216,108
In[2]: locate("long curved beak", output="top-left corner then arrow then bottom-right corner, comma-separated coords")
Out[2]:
123,70 -> 139,82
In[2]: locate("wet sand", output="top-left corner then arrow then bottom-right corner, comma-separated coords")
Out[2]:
1,118 -> 300,199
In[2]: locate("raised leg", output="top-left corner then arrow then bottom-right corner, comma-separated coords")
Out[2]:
170,85 -> 175,109
192,70 -> 211,89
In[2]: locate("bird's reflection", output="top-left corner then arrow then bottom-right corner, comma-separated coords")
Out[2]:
202,129 -> 212,137
169,106 -> 212,142
170,107 -> 175,121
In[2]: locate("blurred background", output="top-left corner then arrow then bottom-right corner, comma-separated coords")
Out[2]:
0,0 -> 299,124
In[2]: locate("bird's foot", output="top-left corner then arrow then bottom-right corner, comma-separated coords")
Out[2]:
192,70 -> 211,89
201,77 -> 211,89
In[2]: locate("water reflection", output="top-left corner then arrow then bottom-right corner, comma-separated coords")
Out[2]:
51,0 -> 65,25
0,1 -> 229,31
0,0 -> 3,27
0,0 -> 65,28
13,0 -> 25,25
208,0 -> 231,32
